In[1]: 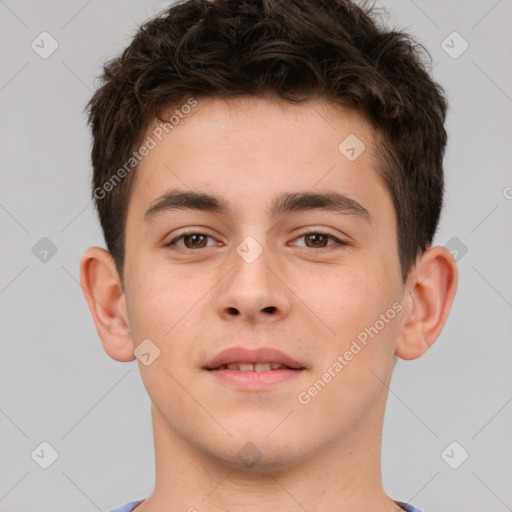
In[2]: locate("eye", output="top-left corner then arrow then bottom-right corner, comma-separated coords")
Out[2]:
291,231 -> 347,249
165,231 -> 219,250
164,230 -> 347,252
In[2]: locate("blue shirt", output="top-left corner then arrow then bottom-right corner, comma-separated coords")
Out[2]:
108,499 -> 422,511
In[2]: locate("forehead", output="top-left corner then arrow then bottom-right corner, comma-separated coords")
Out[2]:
127,95 -> 387,224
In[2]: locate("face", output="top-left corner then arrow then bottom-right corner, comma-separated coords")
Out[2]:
121,96 -> 406,469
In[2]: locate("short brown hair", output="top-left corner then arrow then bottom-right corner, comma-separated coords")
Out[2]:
86,0 -> 448,282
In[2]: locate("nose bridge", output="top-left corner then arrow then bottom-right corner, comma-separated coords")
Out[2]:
213,232 -> 291,320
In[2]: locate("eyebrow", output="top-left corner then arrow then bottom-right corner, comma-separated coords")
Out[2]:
143,188 -> 372,224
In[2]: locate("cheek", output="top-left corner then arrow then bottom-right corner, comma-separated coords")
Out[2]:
125,273 -> 202,398
125,268 -> 183,343
126,264 -> 219,355
305,257 -> 402,364
310,266 -> 388,329
298,270 -> 401,420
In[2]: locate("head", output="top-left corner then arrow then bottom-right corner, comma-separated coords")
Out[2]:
81,0 -> 457,473
86,0 -> 449,284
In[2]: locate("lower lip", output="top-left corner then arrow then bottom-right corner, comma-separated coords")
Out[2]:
206,368 -> 304,390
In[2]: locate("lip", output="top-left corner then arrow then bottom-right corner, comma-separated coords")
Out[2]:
208,368 -> 304,390
204,346 -> 306,370
204,346 -> 307,391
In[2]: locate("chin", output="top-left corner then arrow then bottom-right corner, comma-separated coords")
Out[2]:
199,423 -> 305,471
209,439 -> 304,474
223,412 -> 296,443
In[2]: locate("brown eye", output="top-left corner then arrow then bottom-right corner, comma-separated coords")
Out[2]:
181,234 -> 208,248
165,232 -> 216,250
304,233 -> 330,248
293,231 -> 346,250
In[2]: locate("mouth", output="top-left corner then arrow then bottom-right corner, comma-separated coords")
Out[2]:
204,346 -> 306,371
211,362 -> 297,371
204,347 -> 306,390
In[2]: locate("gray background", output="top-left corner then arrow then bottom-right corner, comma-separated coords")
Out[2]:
1,0 -> 511,511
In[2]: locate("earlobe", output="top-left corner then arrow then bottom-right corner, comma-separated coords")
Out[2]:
79,247 -> 136,362
395,246 -> 458,360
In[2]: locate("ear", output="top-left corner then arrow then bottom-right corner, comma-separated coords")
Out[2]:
79,247 -> 135,362
395,245 -> 458,360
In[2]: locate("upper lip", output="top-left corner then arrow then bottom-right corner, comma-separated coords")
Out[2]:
205,347 -> 306,370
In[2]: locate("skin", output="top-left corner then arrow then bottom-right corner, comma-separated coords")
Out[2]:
80,96 -> 457,511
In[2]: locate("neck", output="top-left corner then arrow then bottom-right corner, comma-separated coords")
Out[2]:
135,394 -> 404,512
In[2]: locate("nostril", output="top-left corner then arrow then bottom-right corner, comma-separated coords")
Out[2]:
263,306 -> 277,314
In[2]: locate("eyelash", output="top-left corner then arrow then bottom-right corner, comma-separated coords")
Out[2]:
164,230 -> 347,252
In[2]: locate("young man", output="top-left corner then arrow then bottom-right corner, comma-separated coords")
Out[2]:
80,0 -> 457,510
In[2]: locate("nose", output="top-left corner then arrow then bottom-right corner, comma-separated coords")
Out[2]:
213,238 -> 292,324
